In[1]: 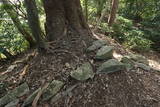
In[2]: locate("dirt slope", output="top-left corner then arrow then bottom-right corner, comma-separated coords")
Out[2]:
0,34 -> 160,107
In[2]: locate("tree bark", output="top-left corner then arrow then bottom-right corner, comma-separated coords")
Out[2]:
43,0 -> 89,42
42,0 -> 92,64
94,1 -> 109,31
84,0 -> 88,22
108,0 -> 119,26
2,0 -> 35,48
24,0 -> 46,50
96,0 -> 106,18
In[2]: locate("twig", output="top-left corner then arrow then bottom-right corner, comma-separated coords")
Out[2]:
32,83 -> 50,107
19,64 -> 29,79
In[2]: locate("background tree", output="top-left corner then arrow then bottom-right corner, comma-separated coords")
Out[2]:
24,0 -> 45,51
108,0 -> 119,26
2,0 -> 35,47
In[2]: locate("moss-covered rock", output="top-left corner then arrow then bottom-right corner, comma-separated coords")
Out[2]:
42,80 -> 64,101
70,62 -> 94,81
0,83 -> 29,107
22,88 -> 41,107
95,46 -> 113,60
135,62 -> 151,71
5,99 -> 19,107
126,54 -> 149,65
87,40 -> 107,52
121,56 -> 135,70
97,59 -> 126,74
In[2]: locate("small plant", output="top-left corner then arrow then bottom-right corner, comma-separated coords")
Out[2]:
111,16 -> 152,52
0,21 -> 29,56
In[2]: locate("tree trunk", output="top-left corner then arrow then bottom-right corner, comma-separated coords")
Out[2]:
84,0 -> 88,22
24,0 -> 46,51
2,0 -> 36,48
42,0 -> 92,63
96,0 -> 106,19
43,0 -> 90,41
94,1 -> 109,31
108,0 -> 119,26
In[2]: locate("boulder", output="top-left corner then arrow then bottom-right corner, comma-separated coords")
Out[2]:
0,83 -> 29,107
70,62 -> 94,81
97,59 -> 126,74
127,54 -> 149,65
22,88 -> 41,107
51,84 -> 78,104
121,56 -> 135,70
42,80 -> 64,101
5,99 -> 19,107
135,62 -> 151,71
95,46 -> 113,60
87,40 -> 107,52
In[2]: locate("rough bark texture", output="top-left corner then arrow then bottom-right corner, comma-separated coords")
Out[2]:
84,0 -> 89,22
24,0 -> 45,50
2,0 -> 35,48
38,0 -> 94,73
94,1 -> 108,31
108,0 -> 119,26
43,0 -> 90,42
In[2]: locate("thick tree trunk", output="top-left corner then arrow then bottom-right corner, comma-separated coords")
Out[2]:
42,0 -> 92,64
108,0 -> 119,26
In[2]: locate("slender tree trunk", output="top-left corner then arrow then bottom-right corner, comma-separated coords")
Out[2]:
94,1 -> 109,31
108,0 -> 119,26
96,0 -> 106,19
24,0 -> 46,50
2,0 -> 35,48
84,0 -> 88,22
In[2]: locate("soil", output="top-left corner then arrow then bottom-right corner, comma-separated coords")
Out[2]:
0,33 -> 160,107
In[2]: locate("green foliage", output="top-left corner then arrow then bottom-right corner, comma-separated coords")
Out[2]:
99,22 -> 112,33
0,18 -> 29,56
81,0 -> 109,25
112,16 -> 152,52
118,0 -> 160,51
123,30 -> 152,51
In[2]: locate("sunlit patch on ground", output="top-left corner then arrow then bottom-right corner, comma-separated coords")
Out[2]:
113,51 -> 123,61
148,59 -> 160,71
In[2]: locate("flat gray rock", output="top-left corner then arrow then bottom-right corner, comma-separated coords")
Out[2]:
87,40 -> 107,52
42,80 -> 64,101
22,88 -> 41,107
51,84 -> 78,104
95,46 -> 113,60
97,59 -> 126,74
5,99 -> 19,107
0,83 -> 29,107
127,54 -> 149,65
135,62 -> 151,71
70,62 -> 94,81
121,56 -> 135,70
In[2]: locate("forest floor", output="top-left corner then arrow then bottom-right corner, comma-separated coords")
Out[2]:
0,32 -> 160,107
